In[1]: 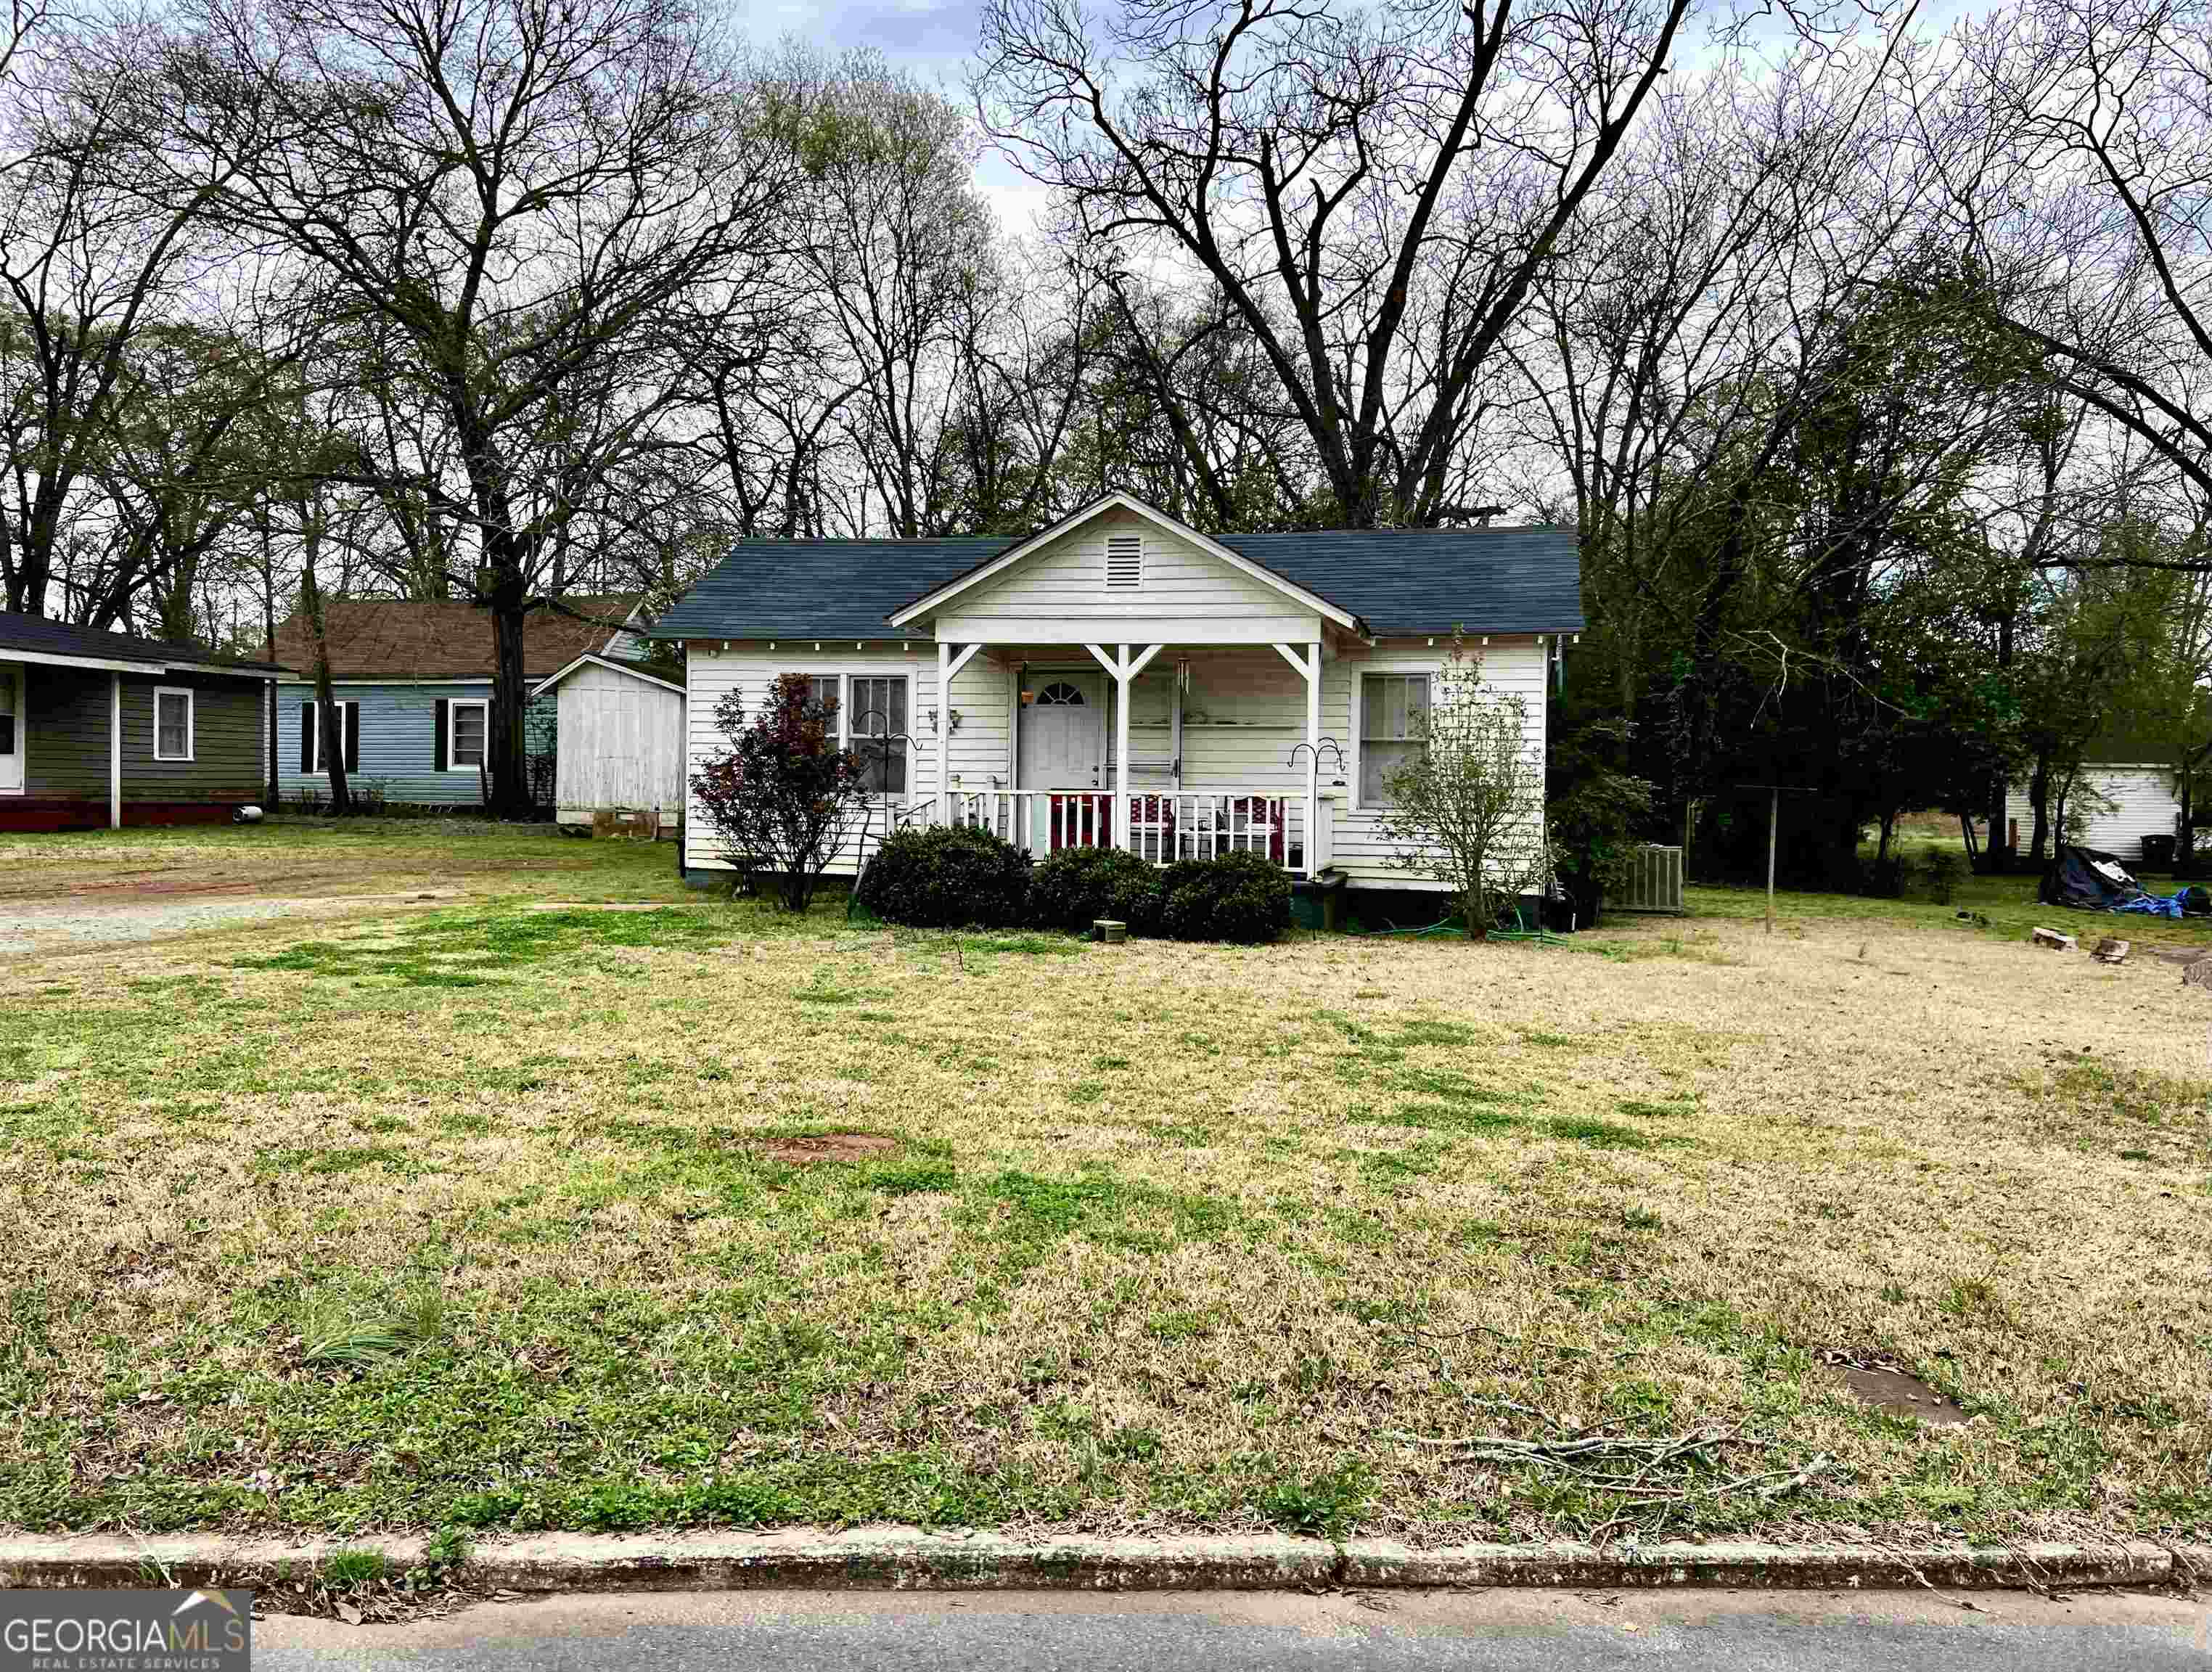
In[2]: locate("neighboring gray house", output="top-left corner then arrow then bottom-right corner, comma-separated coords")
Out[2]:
0,610 -> 286,829
269,598 -> 642,808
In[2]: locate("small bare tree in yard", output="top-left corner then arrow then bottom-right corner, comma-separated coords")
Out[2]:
689,674 -> 869,911
1378,644 -> 1550,938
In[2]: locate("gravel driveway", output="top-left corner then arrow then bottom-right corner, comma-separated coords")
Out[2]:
1,891 -> 457,957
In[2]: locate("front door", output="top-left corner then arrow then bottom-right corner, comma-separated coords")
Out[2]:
1020,672 -> 1107,851
0,663 -> 21,793
1020,673 -> 1103,790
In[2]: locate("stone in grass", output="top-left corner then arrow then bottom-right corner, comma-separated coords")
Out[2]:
2031,926 -> 2077,951
2092,938 -> 2130,965
1091,919 -> 1128,944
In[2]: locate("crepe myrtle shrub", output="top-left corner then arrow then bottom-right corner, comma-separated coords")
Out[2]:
1158,850 -> 1293,943
1378,639 -> 1552,940
1028,844 -> 1166,935
689,675 -> 870,911
857,824 -> 1033,927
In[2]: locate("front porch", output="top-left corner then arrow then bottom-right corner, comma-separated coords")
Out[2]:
931,784 -> 1335,877
912,634 -> 1343,879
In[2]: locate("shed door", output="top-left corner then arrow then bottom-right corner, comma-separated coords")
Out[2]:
1020,675 -> 1102,790
0,663 -> 20,792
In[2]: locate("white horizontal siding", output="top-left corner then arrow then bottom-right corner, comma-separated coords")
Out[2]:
2004,766 -> 2180,860
680,634 -> 1552,890
683,644 -> 1007,874
1326,638 -> 1547,888
968,507 -> 1287,621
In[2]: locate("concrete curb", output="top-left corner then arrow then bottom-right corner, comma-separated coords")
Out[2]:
1,1530 -> 2204,1594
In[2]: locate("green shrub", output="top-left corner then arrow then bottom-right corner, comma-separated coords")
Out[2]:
1158,851 -> 1293,943
856,824 -> 1031,927
1028,845 -> 1165,934
1914,848 -> 1967,903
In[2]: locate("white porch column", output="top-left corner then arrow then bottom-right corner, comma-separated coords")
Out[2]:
1274,640 -> 1323,872
935,640 -> 982,824
108,673 -> 121,829
935,642 -> 950,824
1085,642 -> 1163,849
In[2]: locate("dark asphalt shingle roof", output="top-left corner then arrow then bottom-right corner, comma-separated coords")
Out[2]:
650,525 -> 1581,642
0,610 -> 287,673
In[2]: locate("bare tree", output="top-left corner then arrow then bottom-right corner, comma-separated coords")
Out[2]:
0,12 -> 244,618
168,0 -> 795,814
975,0 -> 1712,527
782,49 -> 1001,537
1952,0 -> 2212,521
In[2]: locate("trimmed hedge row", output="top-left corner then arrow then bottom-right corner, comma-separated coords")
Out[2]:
856,826 -> 1293,944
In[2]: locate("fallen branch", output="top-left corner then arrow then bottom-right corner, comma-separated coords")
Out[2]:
1376,1322 -> 1832,1516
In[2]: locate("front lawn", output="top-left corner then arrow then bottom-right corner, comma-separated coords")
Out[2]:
1,823 -> 2206,1548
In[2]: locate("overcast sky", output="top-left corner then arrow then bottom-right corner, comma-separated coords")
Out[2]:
734,0 -> 1990,241
734,0 -> 1055,233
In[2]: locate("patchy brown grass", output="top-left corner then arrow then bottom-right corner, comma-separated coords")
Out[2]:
0,831 -> 2206,1549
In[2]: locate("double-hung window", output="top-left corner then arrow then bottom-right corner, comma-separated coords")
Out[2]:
1359,673 -> 1430,806
848,674 -> 907,795
154,687 -> 194,762
303,700 -> 358,773
448,699 -> 488,770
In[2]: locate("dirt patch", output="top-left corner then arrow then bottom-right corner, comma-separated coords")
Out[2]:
1820,1354 -> 1970,1427
2153,946 -> 2212,964
0,892 -> 464,958
753,1133 -> 898,1165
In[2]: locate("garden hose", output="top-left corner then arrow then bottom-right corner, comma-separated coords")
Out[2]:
1344,905 -> 1568,944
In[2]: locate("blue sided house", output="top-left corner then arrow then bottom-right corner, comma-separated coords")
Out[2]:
270,597 -> 644,810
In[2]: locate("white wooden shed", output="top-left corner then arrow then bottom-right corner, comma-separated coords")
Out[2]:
530,653 -> 686,836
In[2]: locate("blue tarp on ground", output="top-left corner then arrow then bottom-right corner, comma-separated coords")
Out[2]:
2043,843 -> 2211,916
2115,891 -> 2187,918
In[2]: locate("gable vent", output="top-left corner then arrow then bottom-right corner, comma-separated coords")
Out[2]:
1105,532 -> 1143,589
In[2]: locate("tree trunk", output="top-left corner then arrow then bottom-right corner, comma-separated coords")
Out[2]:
300,556 -> 351,815
1985,605 -> 2015,872
2028,753 -> 2050,863
487,595 -> 532,819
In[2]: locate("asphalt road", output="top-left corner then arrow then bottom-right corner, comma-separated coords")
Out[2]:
254,1586 -> 2211,1671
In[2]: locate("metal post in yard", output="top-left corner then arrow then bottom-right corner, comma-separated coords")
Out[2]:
1766,786 -> 1778,936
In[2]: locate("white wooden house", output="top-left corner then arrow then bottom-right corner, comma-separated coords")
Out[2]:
2003,763 -> 2184,863
651,493 -> 1583,898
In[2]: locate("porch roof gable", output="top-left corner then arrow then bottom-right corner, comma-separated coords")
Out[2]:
883,493 -> 1365,634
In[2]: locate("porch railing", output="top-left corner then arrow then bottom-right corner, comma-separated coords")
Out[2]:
932,789 -> 1330,878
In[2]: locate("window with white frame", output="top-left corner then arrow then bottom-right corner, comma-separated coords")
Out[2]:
305,700 -> 358,772
1359,673 -> 1430,806
798,675 -> 839,717
848,674 -> 908,795
448,699 -> 488,769
153,687 -> 194,761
